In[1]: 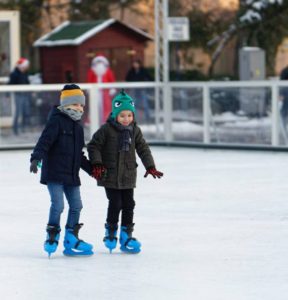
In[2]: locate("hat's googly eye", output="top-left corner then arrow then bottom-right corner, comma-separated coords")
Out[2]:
130,101 -> 135,107
114,101 -> 122,108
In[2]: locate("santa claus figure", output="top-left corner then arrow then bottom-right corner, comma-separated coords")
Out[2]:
87,55 -> 116,122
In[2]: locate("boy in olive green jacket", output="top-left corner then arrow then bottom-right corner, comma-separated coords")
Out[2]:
87,90 -> 163,253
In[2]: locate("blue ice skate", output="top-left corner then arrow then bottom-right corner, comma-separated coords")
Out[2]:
63,223 -> 94,256
103,223 -> 118,253
120,224 -> 141,254
44,225 -> 61,258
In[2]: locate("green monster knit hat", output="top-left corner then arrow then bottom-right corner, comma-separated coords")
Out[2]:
111,89 -> 136,119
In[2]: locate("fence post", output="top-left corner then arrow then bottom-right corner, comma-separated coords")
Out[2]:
163,83 -> 173,142
203,84 -> 210,144
155,85 -> 161,139
88,84 -> 100,137
271,83 -> 279,146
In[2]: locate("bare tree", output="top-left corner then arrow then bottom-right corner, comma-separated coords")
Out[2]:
207,0 -> 288,76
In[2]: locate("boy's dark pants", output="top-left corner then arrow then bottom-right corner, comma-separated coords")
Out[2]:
105,188 -> 135,226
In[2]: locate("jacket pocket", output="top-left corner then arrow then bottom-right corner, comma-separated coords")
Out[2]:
126,161 -> 137,169
102,162 -> 116,183
123,161 -> 137,186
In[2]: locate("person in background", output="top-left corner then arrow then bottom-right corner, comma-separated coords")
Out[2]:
125,59 -> 152,123
87,54 -> 116,123
8,58 -> 30,135
87,89 -> 163,254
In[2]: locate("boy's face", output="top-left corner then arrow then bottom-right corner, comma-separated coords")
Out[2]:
117,110 -> 134,126
65,103 -> 84,112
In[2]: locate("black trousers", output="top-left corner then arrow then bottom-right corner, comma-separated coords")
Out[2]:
105,188 -> 135,226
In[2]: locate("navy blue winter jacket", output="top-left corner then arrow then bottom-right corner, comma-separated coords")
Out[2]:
30,106 -> 92,186
9,67 -> 30,85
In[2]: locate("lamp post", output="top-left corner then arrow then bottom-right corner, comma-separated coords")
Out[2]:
154,0 -> 172,142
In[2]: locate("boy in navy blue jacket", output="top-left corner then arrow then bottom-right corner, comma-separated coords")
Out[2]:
30,84 -> 93,257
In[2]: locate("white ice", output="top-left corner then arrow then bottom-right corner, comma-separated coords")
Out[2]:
1,147 -> 288,300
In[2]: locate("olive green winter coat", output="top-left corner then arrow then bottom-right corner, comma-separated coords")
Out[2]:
87,122 -> 155,189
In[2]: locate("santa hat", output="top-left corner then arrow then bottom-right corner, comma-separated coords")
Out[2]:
91,55 -> 109,67
16,57 -> 29,69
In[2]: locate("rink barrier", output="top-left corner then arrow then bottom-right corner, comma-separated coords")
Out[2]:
2,142 -> 288,153
0,81 -> 288,150
148,141 -> 288,152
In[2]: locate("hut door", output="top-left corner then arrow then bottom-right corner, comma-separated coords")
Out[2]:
61,63 -> 75,83
110,47 -> 135,81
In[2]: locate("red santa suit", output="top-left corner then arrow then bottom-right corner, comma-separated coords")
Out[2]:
87,55 -> 116,123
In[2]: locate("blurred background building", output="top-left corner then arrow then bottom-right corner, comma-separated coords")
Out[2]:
2,0 -> 288,149
1,0 -> 288,81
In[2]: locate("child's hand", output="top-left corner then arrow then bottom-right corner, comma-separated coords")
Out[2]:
92,164 -> 107,180
144,167 -> 163,179
30,160 -> 40,174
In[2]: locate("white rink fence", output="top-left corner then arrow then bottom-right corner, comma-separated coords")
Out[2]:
1,81 -> 288,149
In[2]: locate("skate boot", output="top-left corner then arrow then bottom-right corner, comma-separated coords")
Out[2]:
63,223 -> 93,256
120,223 -> 141,254
103,223 -> 118,253
44,225 -> 61,258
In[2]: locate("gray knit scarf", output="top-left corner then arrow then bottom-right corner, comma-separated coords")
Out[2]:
108,118 -> 133,152
58,106 -> 83,121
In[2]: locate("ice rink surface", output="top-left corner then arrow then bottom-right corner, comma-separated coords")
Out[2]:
1,147 -> 288,300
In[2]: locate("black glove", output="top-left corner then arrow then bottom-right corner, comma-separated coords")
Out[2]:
30,160 -> 40,174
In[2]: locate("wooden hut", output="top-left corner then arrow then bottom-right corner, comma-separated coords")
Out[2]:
34,19 -> 153,83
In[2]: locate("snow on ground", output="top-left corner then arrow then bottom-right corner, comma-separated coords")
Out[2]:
1,147 -> 288,300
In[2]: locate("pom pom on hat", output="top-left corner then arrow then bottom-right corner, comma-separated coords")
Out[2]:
60,84 -> 85,107
111,89 -> 135,119
16,57 -> 29,69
